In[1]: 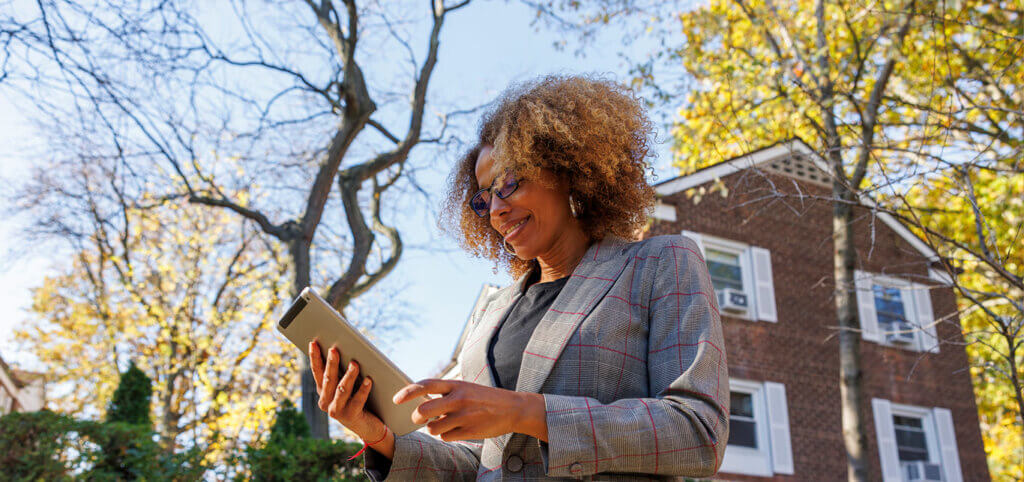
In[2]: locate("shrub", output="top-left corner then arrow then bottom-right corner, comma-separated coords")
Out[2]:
0,410 -> 206,481
242,399 -> 365,481
105,361 -> 153,427
0,410 -> 78,481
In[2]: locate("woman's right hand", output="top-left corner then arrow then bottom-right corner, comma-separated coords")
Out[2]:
308,340 -> 390,445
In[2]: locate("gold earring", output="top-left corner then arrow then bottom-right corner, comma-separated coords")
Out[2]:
569,194 -> 579,218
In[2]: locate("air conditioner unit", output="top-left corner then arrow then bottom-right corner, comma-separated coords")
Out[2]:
902,460 -> 942,482
716,288 -> 749,313
885,320 -> 916,345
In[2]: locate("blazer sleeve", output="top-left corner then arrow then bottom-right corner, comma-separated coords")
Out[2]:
538,236 -> 730,478
363,432 -> 483,481
363,300 -> 491,481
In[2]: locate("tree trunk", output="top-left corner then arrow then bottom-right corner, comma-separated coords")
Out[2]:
289,237 -> 329,439
834,185 -> 869,481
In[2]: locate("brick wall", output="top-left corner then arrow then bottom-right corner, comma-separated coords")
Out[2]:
646,168 -> 989,481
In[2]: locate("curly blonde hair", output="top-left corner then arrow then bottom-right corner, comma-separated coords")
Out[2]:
440,75 -> 656,278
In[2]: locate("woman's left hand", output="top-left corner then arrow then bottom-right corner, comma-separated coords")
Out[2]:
393,379 -> 548,442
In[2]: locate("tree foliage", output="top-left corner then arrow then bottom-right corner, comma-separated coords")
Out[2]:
14,192 -> 297,459
2,0 -> 476,437
903,170 -> 1024,479
106,361 -> 153,428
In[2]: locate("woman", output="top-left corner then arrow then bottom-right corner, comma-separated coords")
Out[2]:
307,75 -> 729,480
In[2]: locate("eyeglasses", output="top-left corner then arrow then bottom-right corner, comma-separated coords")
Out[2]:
469,172 -> 520,218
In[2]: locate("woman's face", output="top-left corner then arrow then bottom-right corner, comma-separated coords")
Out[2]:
474,145 -> 574,260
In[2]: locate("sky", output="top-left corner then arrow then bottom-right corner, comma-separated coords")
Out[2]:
0,1 -> 682,383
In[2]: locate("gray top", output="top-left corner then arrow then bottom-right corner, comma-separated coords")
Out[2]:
487,270 -> 570,390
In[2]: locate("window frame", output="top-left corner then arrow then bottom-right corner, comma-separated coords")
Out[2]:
719,379 -> 773,477
701,235 -> 755,321
869,274 -> 925,352
889,403 -> 943,479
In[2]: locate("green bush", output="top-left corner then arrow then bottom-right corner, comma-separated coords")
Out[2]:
243,436 -> 365,482
106,361 -> 153,427
77,421 -> 206,481
268,399 -> 310,442
0,398 -> 368,480
242,399 -> 365,482
0,410 -> 78,481
0,410 -> 206,481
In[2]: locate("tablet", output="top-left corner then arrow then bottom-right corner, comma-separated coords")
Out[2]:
276,287 -> 427,436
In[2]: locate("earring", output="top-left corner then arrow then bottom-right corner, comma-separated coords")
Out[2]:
503,238 -> 517,256
569,194 -> 580,218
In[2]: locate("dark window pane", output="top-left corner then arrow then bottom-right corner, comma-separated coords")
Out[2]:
893,416 -> 922,429
730,392 -> 754,417
893,414 -> 930,462
897,447 -> 930,461
727,419 -> 757,448
895,428 -> 927,449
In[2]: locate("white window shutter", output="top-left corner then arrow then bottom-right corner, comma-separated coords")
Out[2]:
763,382 -> 793,474
871,398 -> 902,482
855,271 -> 880,342
913,284 -> 939,353
933,408 -> 963,482
680,230 -> 704,257
750,247 -> 778,322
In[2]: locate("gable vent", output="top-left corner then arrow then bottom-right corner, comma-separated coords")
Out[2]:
764,155 -> 830,187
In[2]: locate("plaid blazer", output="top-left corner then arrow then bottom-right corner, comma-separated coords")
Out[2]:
366,234 -> 729,481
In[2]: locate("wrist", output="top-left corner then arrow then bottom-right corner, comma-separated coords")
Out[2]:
363,425 -> 396,461
516,392 -> 549,442
364,425 -> 390,446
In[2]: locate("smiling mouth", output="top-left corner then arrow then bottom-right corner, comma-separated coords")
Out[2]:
503,216 -> 530,238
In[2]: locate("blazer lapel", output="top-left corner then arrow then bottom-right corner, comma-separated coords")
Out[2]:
514,235 -> 633,394
459,269 -> 533,387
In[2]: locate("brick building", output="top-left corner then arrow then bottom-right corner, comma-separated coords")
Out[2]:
646,139 -> 986,481
440,139 -> 988,481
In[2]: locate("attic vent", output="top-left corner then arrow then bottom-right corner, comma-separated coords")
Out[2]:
765,155 -> 829,187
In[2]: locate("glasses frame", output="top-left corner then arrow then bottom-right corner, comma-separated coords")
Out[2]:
469,170 -> 520,218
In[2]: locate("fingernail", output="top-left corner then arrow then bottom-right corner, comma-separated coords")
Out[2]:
363,378 -> 371,386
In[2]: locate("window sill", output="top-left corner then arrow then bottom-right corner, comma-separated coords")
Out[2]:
718,445 -> 773,477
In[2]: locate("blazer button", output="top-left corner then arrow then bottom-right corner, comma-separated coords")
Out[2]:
569,462 -> 583,474
504,454 -> 524,473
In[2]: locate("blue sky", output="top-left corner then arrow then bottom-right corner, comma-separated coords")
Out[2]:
0,1 -> 682,382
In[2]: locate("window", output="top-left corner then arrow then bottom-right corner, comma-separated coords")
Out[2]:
707,248 -> 744,293
855,271 -> 939,353
682,231 -> 777,322
873,283 -> 916,346
874,285 -> 909,328
872,399 -> 963,482
728,391 -> 757,448
719,379 -> 793,476
893,414 -> 933,463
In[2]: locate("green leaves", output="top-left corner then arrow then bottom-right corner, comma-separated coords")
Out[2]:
106,362 -> 153,428
0,410 -> 207,481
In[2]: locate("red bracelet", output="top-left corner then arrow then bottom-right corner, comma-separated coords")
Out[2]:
348,426 -> 391,460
